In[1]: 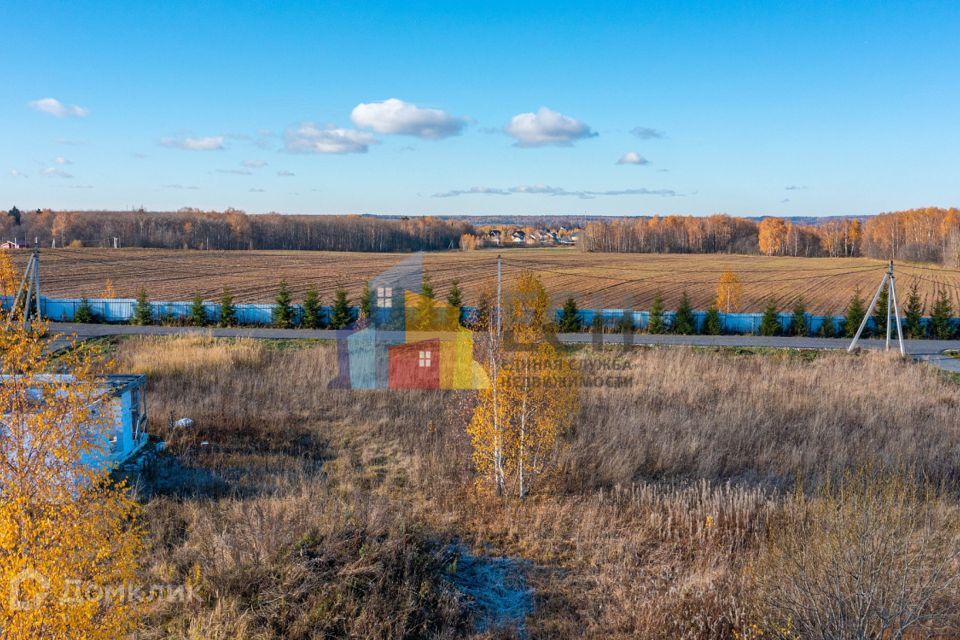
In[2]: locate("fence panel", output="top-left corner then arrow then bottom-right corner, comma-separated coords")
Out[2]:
0,296 -> 953,337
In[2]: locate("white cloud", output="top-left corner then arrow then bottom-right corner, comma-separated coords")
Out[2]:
28,97 -> 89,118
53,156 -> 72,165
284,123 -> 376,154
249,187 -> 265,193
277,170 -> 295,177
433,184 -> 678,199
631,126 -> 664,139
9,170 -> 27,178
242,160 -> 267,168
162,184 -> 199,190
504,107 -> 596,147
160,136 -> 226,151
43,167 -> 73,178
351,98 -> 466,139
216,169 -> 252,175
616,151 -> 649,165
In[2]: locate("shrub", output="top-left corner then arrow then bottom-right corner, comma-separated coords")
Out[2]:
591,314 -> 603,334
558,297 -> 582,333
673,291 -> 695,335
471,290 -> 492,331
817,316 -> 836,338
751,469 -> 960,639
758,300 -> 780,336
132,287 -> 152,325
272,279 -> 295,328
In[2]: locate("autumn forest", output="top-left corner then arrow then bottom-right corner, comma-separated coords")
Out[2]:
3,206 -> 958,266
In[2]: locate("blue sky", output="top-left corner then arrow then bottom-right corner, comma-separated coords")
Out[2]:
2,1 -> 959,217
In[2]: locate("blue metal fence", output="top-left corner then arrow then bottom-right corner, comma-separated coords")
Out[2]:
1,295 -> 955,335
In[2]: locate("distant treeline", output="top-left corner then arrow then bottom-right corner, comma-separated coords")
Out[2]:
581,207 -> 960,265
1,208 -> 473,252
4,206 -> 959,263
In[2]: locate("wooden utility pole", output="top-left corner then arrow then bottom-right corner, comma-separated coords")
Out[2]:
848,260 -> 905,356
8,245 -> 41,330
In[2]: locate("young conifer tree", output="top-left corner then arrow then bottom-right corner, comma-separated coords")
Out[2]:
759,300 -> 781,336
131,287 -> 152,325
446,279 -> 464,327
74,298 -> 96,323
647,291 -> 667,334
673,291 -> 695,335
558,297 -> 582,333
872,282 -> 889,337
930,288 -> 955,339
189,293 -> 207,326
903,281 -> 925,339
791,298 -> 809,337
358,282 -> 373,321
272,279 -> 295,328
302,286 -> 322,329
844,287 -> 867,338
704,306 -> 722,335
219,287 -> 237,327
330,284 -> 352,329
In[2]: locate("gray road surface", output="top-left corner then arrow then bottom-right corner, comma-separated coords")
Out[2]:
45,322 -> 960,371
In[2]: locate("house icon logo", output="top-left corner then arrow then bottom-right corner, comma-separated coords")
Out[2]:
8,567 -> 50,611
329,253 -> 489,391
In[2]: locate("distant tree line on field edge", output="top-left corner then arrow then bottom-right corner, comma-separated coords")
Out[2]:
579,207 -> 960,266
69,271 -> 959,339
2,207 -> 471,252
6,206 -> 960,265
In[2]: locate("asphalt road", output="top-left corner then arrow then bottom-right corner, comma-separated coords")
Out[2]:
45,322 -> 960,372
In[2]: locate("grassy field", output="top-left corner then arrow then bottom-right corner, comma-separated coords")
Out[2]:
107,336 -> 960,638
22,247 -> 960,313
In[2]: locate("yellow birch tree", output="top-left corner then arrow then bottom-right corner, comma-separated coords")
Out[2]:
716,270 -> 743,313
0,323 -> 143,639
100,279 -> 117,299
0,251 -> 16,297
468,272 -> 579,498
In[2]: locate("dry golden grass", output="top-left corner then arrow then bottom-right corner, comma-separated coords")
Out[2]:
568,347 -> 960,488
27,247 -> 960,313
111,336 -> 960,638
